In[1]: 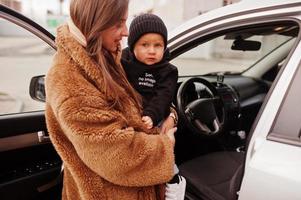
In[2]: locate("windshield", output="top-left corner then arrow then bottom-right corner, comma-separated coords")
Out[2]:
171,24 -> 298,77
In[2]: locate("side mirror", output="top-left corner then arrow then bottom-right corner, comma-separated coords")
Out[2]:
231,37 -> 261,51
29,75 -> 46,102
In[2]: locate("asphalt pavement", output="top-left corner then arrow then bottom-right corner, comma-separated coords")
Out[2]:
0,36 -> 53,115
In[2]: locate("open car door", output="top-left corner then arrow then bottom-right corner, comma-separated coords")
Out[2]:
0,5 -> 62,200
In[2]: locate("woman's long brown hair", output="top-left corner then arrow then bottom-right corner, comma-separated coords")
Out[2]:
70,0 -> 142,111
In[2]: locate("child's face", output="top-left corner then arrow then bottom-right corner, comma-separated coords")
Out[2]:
133,33 -> 165,65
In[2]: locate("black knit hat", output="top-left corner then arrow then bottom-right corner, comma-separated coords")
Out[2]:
128,13 -> 167,51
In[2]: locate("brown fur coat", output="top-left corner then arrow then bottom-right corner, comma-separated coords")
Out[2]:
45,25 -> 175,200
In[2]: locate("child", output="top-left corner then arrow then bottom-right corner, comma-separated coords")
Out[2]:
121,13 -> 186,200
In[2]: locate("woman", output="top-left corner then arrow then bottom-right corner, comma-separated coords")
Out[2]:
45,0 -> 177,199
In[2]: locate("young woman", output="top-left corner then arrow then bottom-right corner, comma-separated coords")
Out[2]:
45,0 -> 177,199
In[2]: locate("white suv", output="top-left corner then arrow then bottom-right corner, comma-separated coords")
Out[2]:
0,1 -> 301,200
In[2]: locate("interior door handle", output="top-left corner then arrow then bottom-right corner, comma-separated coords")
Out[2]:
37,131 -> 50,143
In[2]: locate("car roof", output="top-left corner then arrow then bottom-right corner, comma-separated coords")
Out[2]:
169,0 -> 301,40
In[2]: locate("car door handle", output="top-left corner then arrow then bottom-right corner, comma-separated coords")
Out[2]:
37,131 -> 50,143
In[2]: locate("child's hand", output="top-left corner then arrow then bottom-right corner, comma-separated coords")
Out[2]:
142,116 -> 153,129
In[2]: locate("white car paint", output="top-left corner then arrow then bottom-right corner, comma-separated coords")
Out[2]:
239,141 -> 301,199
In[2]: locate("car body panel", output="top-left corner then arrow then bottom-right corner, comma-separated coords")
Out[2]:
240,141 -> 301,199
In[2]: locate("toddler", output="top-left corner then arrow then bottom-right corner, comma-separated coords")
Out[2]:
121,13 -> 186,200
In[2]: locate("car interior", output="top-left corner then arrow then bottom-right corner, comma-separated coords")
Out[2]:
0,4 -> 300,200
170,22 -> 300,200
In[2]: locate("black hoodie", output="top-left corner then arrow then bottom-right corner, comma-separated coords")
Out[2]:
121,47 -> 178,126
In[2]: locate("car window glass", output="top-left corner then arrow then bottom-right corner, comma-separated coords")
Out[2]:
171,24 -> 297,77
0,18 -> 55,115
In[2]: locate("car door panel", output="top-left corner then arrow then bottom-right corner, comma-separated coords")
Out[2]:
0,112 -> 62,200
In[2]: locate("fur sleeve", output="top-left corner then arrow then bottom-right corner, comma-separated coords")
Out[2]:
56,95 -> 175,187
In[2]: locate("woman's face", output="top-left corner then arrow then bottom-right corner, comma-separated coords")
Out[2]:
102,11 -> 129,53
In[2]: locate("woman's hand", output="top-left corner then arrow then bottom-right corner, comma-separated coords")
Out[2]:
165,127 -> 177,145
160,115 -> 175,134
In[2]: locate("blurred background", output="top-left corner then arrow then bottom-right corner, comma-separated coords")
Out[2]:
0,0 -> 242,115
0,0 -> 241,34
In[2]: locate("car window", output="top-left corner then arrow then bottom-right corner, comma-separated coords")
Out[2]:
171,24 -> 298,77
0,18 -> 55,115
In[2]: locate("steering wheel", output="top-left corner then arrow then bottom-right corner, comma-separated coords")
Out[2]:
177,77 -> 225,136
